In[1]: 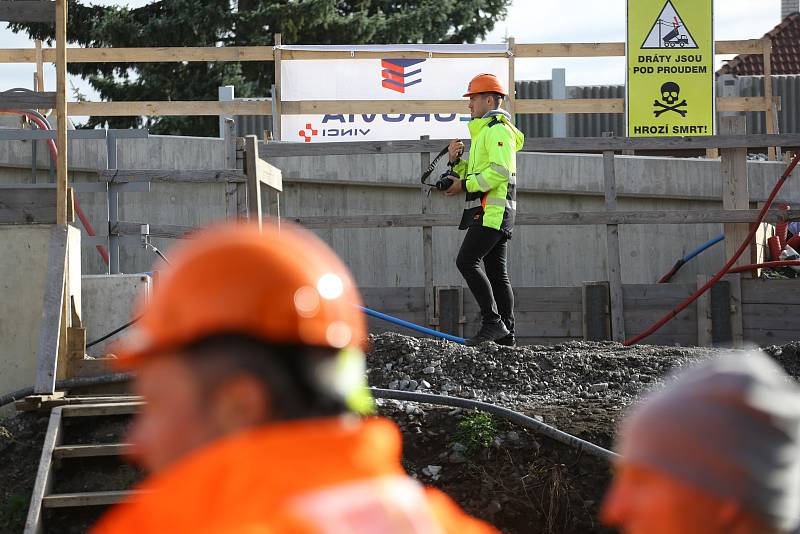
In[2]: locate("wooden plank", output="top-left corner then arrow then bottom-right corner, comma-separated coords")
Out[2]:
274,34 -> 282,140
281,100 -> 468,115
463,287 -> 582,313
727,273 -> 744,346
244,136 -> 262,229
582,281 -> 611,341
41,46 -> 273,63
463,311 -> 584,337
604,150 -> 625,342
515,42 -> 625,58
280,50 -> 509,60
743,329 -> 799,347
53,443 -> 132,459
23,407 -> 62,534
515,98 -> 624,114
289,209 -> 797,229
696,275 -> 713,347
258,134 -> 800,157
710,281 -> 733,346
42,490 -> 149,508
436,287 -> 463,337
361,287 -> 426,313
624,309 -> 697,335
68,100 -> 272,117
622,283 -> 696,300
716,97 -> 772,113
34,40 -> 44,95
0,185 -> 57,224
763,39 -> 776,160
507,37 -> 516,119
113,221 -> 195,239
720,117 -> 751,275
34,226 -> 68,395
99,169 -> 245,183
55,0 -> 67,226
0,1 -> 54,23
256,157 -> 283,192
716,39 -> 764,55
61,402 -> 143,417
741,279 -> 800,304
0,90 -> 55,109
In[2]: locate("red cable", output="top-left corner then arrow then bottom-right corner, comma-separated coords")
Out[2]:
4,110 -> 110,265
624,151 -> 800,346
727,260 -> 800,274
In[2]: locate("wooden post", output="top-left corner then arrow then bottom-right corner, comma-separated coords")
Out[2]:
762,38 -> 776,161
709,279 -> 733,347
725,273 -> 744,347
507,36 -> 515,121
244,135 -> 262,231
273,34 -> 282,141
696,275 -> 713,347
223,118 -> 239,221
603,147 -> 625,342
55,0 -> 68,225
420,135 -> 436,328
720,116 -> 751,276
35,39 -> 44,94
582,281 -> 611,341
436,287 -> 463,337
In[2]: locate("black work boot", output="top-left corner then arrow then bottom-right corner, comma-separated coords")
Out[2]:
465,321 -> 510,347
496,333 -> 516,346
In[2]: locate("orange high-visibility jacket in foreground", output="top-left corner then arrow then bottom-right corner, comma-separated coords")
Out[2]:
91,417 -> 500,534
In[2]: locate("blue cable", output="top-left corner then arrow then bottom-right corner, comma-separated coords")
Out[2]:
360,306 -> 467,344
683,234 -> 724,263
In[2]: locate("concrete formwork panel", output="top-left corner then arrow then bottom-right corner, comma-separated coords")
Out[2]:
82,274 -> 151,357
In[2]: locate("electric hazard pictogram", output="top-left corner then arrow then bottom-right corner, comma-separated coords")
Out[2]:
641,0 -> 698,49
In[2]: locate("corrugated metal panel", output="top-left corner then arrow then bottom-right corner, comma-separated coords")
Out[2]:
739,75 -> 800,135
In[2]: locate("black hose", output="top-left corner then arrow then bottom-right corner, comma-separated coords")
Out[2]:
87,317 -> 142,348
371,388 -> 618,462
0,373 -> 133,409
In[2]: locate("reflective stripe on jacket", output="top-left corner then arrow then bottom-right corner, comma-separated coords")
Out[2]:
453,109 -> 524,238
90,417 -> 500,534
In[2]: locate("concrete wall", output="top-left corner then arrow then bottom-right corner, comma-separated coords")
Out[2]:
0,225 -> 81,412
82,274 -> 151,357
0,135 -> 798,288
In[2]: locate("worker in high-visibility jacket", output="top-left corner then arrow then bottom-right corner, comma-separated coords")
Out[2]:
444,73 -> 525,346
90,222 -> 500,534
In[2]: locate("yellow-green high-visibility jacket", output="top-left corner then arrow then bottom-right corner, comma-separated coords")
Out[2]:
452,110 -> 525,238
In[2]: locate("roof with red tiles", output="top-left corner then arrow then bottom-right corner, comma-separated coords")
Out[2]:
717,12 -> 800,76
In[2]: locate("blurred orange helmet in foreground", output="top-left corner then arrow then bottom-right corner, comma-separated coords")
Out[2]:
114,221 -> 366,369
463,73 -> 507,97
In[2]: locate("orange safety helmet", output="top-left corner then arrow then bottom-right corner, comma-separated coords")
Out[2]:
463,73 -> 507,97
113,221 -> 367,369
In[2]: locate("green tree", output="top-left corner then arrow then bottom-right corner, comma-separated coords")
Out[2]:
11,0 -> 511,136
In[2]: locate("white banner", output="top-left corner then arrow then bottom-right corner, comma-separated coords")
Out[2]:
280,56 -> 509,142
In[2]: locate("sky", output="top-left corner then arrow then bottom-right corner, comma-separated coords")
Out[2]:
0,0 -> 785,106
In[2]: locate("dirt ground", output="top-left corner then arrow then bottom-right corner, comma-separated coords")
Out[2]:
1,337 -> 798,534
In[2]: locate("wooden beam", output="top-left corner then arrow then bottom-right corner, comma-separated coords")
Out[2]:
34,225 -> 68,394
0,90 -> 55,109
61,402 -> 143,417
0,1 -> 54,23
515,42 -> 625,57
53,443 -> 132,459
43,490 -> 149,508
41,46 -> 273,63
273,33 -> 282,140
68,100 -> 272,116
763,38 -> 776,160
258,134 -> 800,157
281,100 -> 468,115
23,406 -> 62,534
603,149 -> 625,342
279,49 -> 509,60
720,117 -> 751,276
244,135 -> 262,229
515,98 -> 623,114
507,37 -> 516,120
55,0 -> 67,225
716,39 -> 764,55
98,169 -> 246,183
0,185 -> 58,224
717,96 -> 772,113
256,158 -> 282,192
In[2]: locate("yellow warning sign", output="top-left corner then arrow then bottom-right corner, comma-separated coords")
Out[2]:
627,0 -> 714,137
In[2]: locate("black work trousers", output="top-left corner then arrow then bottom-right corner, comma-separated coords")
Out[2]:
456,225 -> 515,333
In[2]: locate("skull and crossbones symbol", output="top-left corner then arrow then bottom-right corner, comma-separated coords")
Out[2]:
653,82 -> 687,117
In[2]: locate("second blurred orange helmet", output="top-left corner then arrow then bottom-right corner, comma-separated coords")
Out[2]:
115,221 -> 366,368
